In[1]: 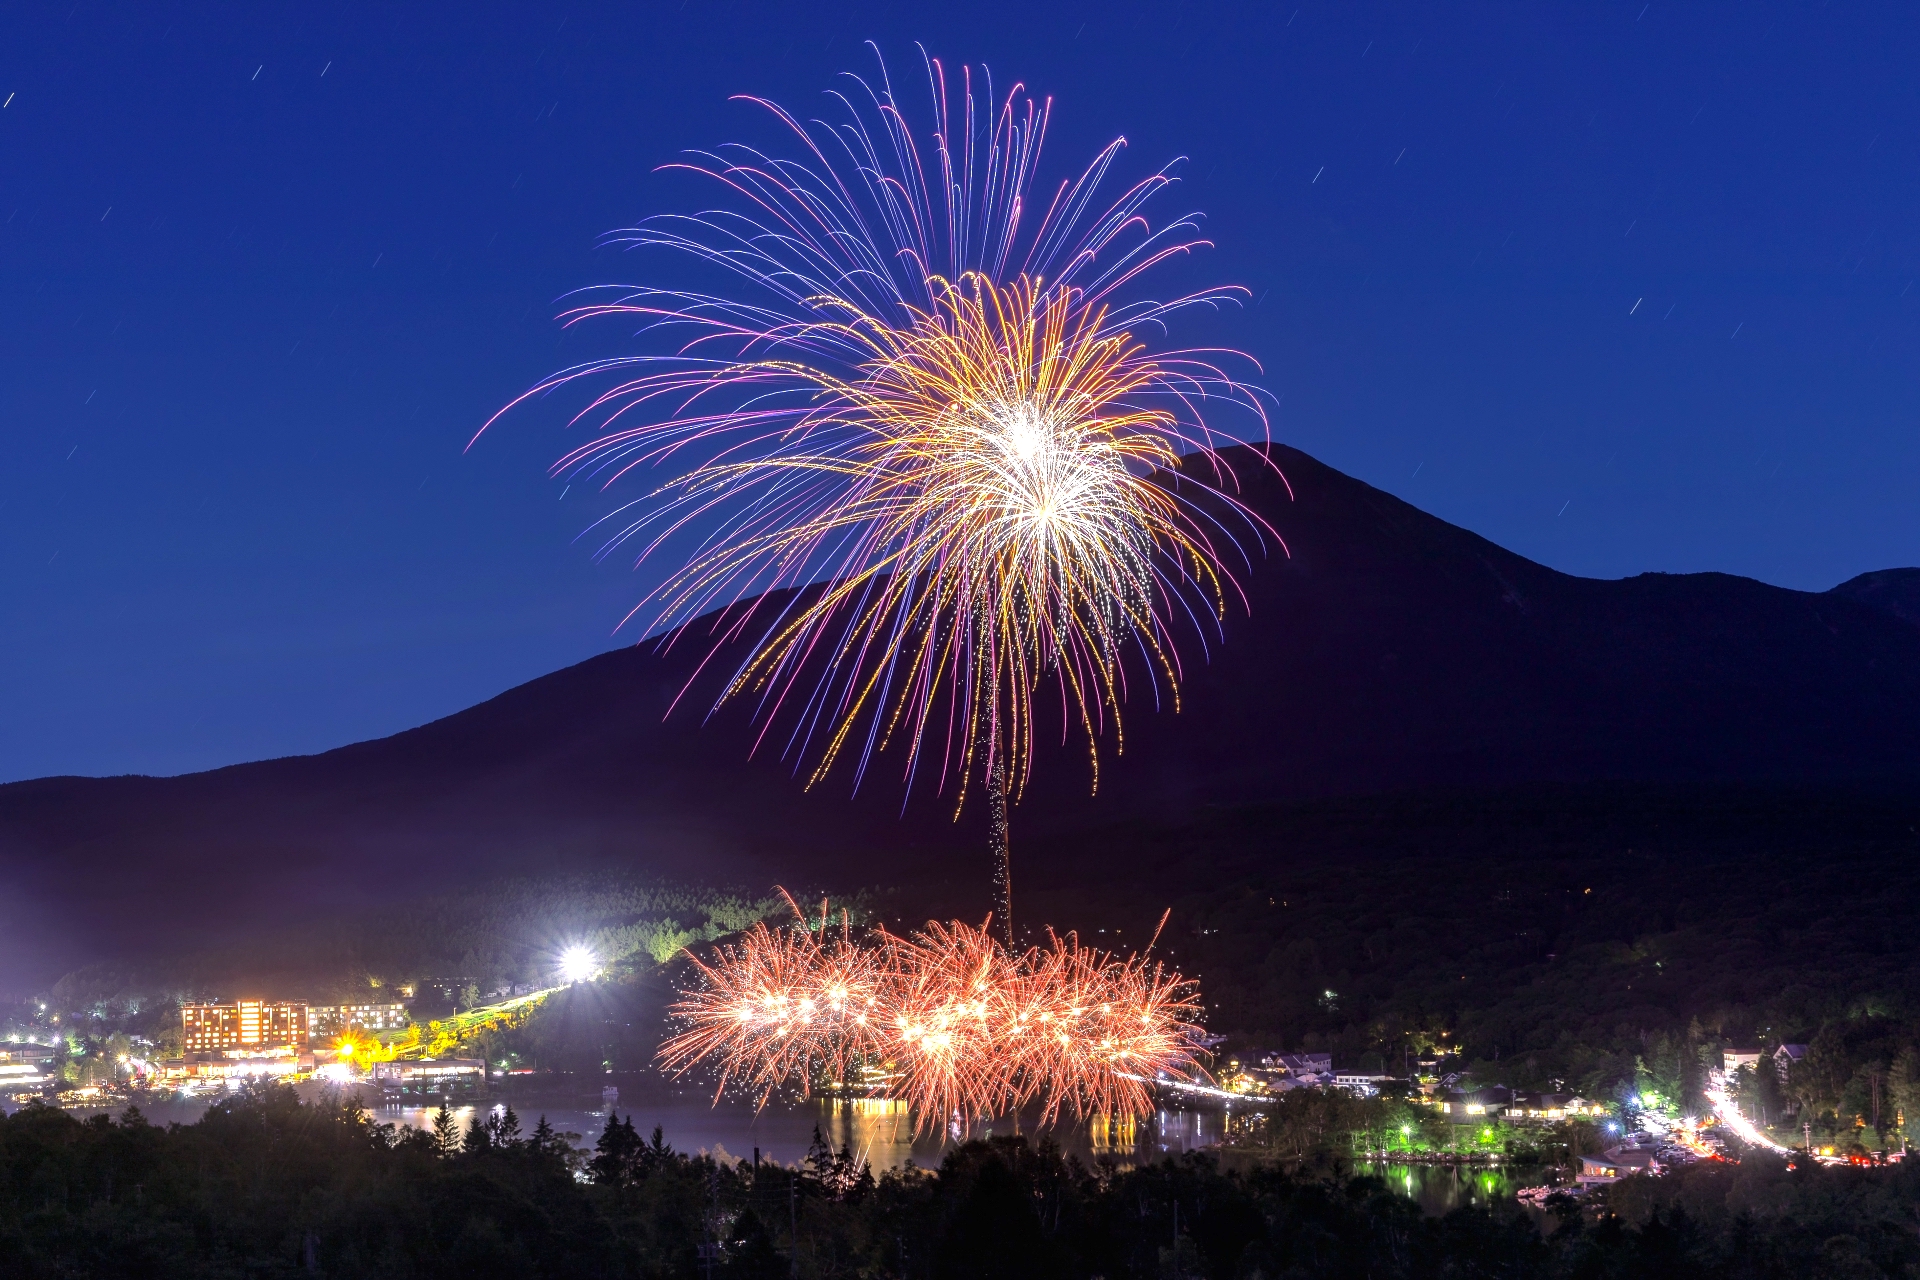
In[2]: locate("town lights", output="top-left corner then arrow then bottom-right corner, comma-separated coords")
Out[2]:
559,945 -> 598,984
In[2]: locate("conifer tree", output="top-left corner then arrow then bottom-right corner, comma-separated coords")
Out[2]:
430,1102 -> 460,1156
639,1122 -> 671,1175
590,1111 -> 640,1184
463,1114 -> 493,1155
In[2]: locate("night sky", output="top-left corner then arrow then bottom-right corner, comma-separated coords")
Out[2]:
4,2 -> 1917,783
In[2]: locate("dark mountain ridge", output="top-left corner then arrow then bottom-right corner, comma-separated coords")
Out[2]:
4,443 -> 1918,990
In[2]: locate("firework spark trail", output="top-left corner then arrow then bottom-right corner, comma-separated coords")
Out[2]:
659,900 -> 1207,1132
478,49 -> 1279,809
656,897 -> 887,1103
878,918 -> 1022,1124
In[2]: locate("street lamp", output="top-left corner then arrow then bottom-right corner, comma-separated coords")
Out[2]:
559,945 -> 598,984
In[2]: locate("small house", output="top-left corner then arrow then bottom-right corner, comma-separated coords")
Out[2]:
1333,1071 -> 1397,1096
1433,1085 -> 1513,1122
1578,1146 -> 1660,1184
1264,1052 -> 1333,1077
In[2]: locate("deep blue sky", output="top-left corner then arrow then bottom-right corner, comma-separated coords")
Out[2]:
4,1 -> 1917,782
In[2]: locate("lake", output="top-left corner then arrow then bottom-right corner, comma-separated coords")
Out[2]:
1351,1161 -> 1550,1216
376,1072 -> 1239,1170
14,1072 -> 1234,1170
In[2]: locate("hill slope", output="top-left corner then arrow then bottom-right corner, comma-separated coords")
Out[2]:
4,443 -> 1919,989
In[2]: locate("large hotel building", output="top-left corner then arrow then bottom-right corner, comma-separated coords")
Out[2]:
310,1002 -> 409,1036
180,1001 -> 311,1052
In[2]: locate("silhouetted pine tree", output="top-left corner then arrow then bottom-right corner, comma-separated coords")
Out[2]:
590,1111 -> 641,1184
638,1123 -> 672,1176
430,1102 -> 460,1156
462,1114 -> 493,1155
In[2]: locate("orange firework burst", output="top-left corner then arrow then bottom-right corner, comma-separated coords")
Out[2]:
1018,927 -> 1206,1122
659,899 -> 1206,1132
881,917 -> 1028,1124
657,897 -> 886,1104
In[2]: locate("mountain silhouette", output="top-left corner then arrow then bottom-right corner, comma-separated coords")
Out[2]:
1828,567 -> 1920,630
5,443 -> 1918,990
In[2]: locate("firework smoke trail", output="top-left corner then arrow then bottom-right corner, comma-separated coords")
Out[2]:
659,901 -> 1207,1133
479,48 -> 1278,809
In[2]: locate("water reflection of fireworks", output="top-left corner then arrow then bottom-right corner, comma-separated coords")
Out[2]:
659,896 -> 1207,1134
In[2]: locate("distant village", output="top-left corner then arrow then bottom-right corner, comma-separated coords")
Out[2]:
0,995 -> 500,1106
0,991 -> 1895,1190
1207,1039 -> 1891,1186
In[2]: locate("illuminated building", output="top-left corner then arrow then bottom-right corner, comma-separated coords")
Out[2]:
1578,1147 -> 1660,1183
0,1045 -> 56,1065
310,1002 -> 409,1036
180,1001 -> 310,1052
1431,1085 -> 1513,1120
0,1062 -> 49,1097
1332,1071 -> 1398,1096
161,1051 -> 315,1081
1503,1092 -> 1608,1121
371,1057 -> 486,1098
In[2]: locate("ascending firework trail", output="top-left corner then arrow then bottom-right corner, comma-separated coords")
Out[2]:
483,48 -> 1277,1118
987,760 -> 1011,946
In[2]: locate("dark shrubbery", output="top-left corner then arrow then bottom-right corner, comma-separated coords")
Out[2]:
3,1085 -> 1918,1278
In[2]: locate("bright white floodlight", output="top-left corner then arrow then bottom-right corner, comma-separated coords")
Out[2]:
558,945 -> 597,984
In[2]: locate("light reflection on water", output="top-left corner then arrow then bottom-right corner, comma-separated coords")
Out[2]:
376,1093 -> 1230,1170
1351,1161 -> 1545,1215
17,1085 -> 1228,1171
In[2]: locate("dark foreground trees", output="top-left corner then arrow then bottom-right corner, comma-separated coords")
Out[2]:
2,1086 -> 1917,1278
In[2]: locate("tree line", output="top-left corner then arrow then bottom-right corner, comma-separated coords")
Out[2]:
2,1083 -> 1918,1277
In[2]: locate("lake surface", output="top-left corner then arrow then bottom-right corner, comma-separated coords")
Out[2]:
1351,1161 -> 1549,1216
383,1075 -> 1239,1170
15,1073 -> 1235,1170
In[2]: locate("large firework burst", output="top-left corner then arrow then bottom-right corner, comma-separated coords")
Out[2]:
482,50 -> 1274,812
498,56 -> 1257,1106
